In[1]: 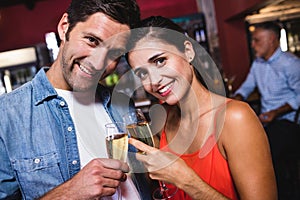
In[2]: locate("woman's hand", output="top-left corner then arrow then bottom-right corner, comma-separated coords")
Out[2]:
129,138 -> 188,185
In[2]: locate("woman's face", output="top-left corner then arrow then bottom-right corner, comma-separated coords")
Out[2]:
128,38 -> 194,105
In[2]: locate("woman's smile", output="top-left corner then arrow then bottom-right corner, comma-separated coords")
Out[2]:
158,81 -> 174,97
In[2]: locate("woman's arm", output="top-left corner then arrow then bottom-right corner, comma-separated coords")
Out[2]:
129,138 -> 230,199
221,100 -> 277,200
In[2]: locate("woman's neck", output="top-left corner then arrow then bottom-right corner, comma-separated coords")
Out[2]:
177,75 -> 212,120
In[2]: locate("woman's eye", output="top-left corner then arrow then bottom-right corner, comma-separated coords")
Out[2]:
135,68 -> 148,80
155,57 -> 166,67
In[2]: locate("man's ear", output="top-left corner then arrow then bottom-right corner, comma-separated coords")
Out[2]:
57,13 -> 69,42
184,40 -> 195,63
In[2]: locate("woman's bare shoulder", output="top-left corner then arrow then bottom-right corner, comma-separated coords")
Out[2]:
218,99 -> 267,158
219,99 -> 264,138
224,99 -> 258,120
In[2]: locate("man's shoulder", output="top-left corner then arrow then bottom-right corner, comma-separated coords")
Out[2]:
280,51 -> 300,62
0,81 -> 33,103
0,68 -> 50,107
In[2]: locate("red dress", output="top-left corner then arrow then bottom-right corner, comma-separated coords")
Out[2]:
159,111 -> 238,199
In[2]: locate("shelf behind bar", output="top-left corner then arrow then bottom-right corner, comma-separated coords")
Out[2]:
0,47 -> 37,69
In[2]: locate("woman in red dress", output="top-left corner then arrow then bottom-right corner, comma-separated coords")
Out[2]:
127,16 -> 277,200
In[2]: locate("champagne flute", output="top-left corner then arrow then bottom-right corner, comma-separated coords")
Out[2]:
105,122 -> 128,200
123,109 -> 177,200
123,109 -> 156,149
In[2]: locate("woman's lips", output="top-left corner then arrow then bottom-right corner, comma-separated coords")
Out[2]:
158,81 -> 174,97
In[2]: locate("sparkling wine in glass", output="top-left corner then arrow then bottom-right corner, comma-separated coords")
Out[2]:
124,109 -> 155,150
123,109 -> 177,199
105,122 -> 128,200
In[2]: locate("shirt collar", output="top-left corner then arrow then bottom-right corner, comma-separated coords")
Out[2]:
268,47 -> 281,63
32,67 -> 57,105
257,47 -> 282,63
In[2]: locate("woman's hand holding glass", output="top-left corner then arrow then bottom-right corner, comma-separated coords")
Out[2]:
128,138 -> 181,199
124,109 -> 178,199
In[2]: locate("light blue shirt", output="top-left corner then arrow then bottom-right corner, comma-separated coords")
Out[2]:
0,68 -> 151,199
235,48 -> 300,123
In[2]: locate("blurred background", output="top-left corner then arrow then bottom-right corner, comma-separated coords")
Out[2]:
0,0 -> 299,97
0,1 -> 299,199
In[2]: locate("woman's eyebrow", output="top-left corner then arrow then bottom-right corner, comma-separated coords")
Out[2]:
148,53 -> 164,62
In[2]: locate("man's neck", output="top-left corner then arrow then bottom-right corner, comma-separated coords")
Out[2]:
263,46 -> 279,61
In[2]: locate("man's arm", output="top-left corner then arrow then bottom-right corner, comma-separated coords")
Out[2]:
232,93 -> 244,101
0,137 -> 21,199
233,64 -> 258,100
259,103 -> 293,123
260,57 -> 300,123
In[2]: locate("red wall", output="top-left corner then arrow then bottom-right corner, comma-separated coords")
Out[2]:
137,0 -> 198,19
1,0 -> 269,90
0,0 -> 71,52
0,0 -> 197,52
213,0 -> 267,90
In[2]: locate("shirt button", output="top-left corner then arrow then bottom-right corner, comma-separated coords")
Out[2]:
34,158 -> 41,164
60,101 -> 65,106
72,160 -> 78,165
67,126 -> 73,132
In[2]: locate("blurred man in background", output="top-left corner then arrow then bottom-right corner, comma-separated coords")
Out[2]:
233,21 -> 300,199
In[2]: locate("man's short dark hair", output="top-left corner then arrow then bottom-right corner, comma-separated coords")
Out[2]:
254,21 -> 281,41
65,0 -> 140,40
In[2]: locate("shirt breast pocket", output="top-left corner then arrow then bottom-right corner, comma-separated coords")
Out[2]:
11,152 -> 64,199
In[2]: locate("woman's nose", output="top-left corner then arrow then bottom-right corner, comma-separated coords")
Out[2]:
148,68 -> 162,88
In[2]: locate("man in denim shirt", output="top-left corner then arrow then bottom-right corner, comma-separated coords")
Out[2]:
0,0 -> 151,199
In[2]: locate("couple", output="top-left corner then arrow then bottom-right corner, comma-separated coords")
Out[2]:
0,0 -> 276,199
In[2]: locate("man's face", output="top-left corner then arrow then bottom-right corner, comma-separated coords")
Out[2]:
59,12 -> 130,92
251,28 -> 276,60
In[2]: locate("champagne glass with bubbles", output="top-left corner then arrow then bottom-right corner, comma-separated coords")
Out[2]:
105,122 -> 128,200
123,109 -> 177,199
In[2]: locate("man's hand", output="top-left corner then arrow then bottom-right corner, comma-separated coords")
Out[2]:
259,110 -> 277,123
39,158 -> 129,200
259,103 -> 293,123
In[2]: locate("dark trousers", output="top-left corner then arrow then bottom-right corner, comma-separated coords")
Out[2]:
265,120 -> 300,200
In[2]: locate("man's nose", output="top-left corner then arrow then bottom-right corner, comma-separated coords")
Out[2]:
90,47 -> 110,71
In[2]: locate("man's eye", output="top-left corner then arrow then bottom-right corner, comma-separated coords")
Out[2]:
86,37 -> 99,46
135,68 -> 148,80
155,57 -> 166,67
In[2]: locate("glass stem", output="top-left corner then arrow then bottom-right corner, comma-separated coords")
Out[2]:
159,181 -> 169,198
117,185 -> 122,200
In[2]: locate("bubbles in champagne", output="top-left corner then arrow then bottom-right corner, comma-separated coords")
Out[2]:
106,133 -> 128,161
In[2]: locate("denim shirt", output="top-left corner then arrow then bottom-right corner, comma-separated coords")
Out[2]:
0,68 -> 151,200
